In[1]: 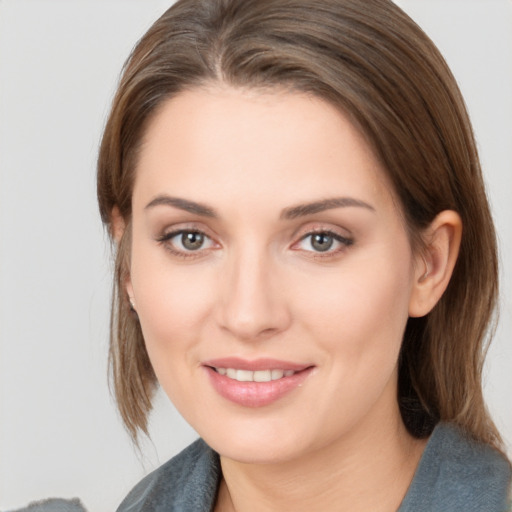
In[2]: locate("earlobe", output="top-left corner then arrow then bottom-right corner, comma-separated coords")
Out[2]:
126,281 -> 136,312
128,295 -> 137,312
408,210 -> 462,318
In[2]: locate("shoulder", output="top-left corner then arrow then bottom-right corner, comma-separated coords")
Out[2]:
400,422 -> 512,512
116,438 -> 221,512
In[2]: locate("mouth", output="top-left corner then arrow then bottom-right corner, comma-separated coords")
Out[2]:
212,367 -> 297,382
202,358 -> 314,407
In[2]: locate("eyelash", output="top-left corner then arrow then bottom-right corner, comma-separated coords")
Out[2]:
156,229 -> 217,259
293,229 -> 353,258
155,228 -> 353,259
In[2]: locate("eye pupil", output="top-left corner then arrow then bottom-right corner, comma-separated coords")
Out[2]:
182,232 -> 204,250
311,233 -> 334,252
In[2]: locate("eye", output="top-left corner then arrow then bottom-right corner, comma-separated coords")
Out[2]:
294,230 -> 353,254
157,229 -> 216,256
176,231 -> 208,251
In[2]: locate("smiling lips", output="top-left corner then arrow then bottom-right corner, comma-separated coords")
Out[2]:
203,358 -> 314,407
215,368 -> 296,382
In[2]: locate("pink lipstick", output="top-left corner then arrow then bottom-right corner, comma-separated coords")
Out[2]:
202,357 -> 314,407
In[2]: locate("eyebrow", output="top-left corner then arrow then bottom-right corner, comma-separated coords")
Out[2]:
144,194 -> 375,219
281,197 -> 375,219
145,195 -> 217,217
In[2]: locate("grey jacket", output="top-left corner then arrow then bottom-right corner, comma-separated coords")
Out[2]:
117,423 -> 511,511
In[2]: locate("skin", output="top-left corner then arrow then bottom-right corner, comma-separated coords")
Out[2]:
119,86 -> 462,511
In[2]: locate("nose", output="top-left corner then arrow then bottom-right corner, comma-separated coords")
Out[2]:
216,246 -> 292,341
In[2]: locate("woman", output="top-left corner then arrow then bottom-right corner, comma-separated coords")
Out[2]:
97,0 -> 511,510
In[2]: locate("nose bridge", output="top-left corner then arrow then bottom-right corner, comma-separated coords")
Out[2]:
218,240 -> 289,340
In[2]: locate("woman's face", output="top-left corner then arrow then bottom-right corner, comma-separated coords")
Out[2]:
127,86 -> 423,464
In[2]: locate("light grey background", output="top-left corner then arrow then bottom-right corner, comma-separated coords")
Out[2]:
0,1 -> 510,511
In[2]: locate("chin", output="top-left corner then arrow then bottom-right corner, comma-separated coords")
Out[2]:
212,436 -> 305,465
195,418 -> 306,464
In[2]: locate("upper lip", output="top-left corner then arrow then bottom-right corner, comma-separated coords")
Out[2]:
202,357 -> 312,372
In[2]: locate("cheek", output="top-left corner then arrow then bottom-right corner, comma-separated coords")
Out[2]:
129,246 -> 217,364
130,259 -> 219,418
293,249 -> 414,433
299,242 -> 415,367
315,266 -> 409,313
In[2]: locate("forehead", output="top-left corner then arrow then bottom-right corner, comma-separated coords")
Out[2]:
133,86 -> 398,216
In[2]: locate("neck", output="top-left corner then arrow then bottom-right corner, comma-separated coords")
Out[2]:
215,411 -> 427,512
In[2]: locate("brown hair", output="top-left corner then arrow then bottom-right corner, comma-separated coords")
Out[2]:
97,0 -> 502,449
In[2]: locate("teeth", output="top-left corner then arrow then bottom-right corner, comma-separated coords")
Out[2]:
271,369 -> 284,380
254,370 -> 272,382
215,368 -> 297,382
236,370 -> 253,382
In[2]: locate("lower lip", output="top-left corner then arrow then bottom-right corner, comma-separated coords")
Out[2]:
204,366 -> 314,407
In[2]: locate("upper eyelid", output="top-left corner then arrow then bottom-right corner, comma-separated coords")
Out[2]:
294,231 -> 353,247
156,229 -> 218,260
291,224 -> 354,251
292,222 -> 353,240
299,227 -> 350,237
301,231 -> 352,243
158,228 -> 207,239
156,222 -> 216,239
157,230 -> 218,251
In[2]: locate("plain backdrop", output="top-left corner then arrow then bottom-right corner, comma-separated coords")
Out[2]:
0,1 -> 511,510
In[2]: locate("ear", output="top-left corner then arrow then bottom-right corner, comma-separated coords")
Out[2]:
408,210 -> 462,318
110,207 -> 136,308
111,206 -> 126,243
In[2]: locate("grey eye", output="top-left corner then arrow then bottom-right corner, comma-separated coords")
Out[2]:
310,233 -> 334,252
180,232 -> 205,250
294,230 -> 353,254
158,229 -> 216,257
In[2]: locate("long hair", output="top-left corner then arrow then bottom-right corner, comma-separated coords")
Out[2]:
97,0 -> 501,449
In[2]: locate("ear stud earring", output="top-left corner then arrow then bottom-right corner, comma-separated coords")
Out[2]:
128,297 -> 136,311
